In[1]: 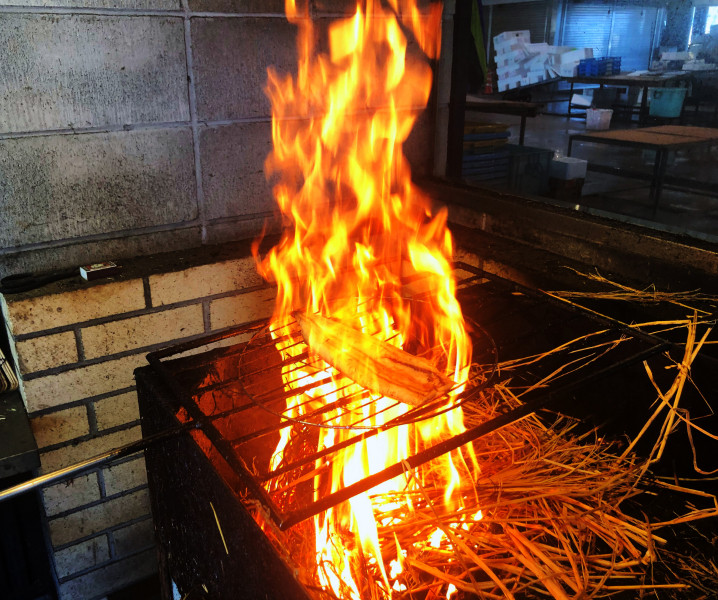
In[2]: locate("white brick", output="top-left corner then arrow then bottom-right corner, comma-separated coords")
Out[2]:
103,456 -> 148,496
94,391 -> 140,431
81,304 -> 204,359
48,488 -> 151,547
23,353 -> 147,413
4,280 -> 145,336
57,548 -> 157,600
15,331 -> 78,374
54,535 -> 110,579
31,406 -> 90,449
209,287 -> 276,330
113,518 -> 154,557
40,426 -> 142,474
149,257 -> 262,306
43,473 -> 101,517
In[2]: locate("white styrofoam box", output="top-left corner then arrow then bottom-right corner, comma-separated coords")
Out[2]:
498,75 -> 524,92
550,157 -> 587,180
570,93 -> 592,107
493,30 -> 530,46
520,53 -> 547,71
555,63 -> 578,77
497,65 -> 524,80
552,48 -> 594,65
495,49 -> 526,68
528,70 -> 545,85
525,42 -> 550,54
494,40 -> 527,56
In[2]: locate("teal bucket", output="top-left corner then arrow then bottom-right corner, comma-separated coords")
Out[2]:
647,87 -> 687,118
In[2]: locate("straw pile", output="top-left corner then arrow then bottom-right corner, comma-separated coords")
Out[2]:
257,275 -> 718,600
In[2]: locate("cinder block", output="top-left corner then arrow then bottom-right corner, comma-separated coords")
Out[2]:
209,287 -> 276,330
0,15 -> 188,133
103,456 -> 148,496
40,426 -> 142,474
0,226 -> 202,276
0,129 -> 197,250
3,279 -> 145,337
15,331 -> 78,374
192,17 -> 297,120
31,406 -> 90,449
188,0 -> 284,11
204,215 -> 281,246
0,0 -> 177,7
149,257 -> 262,306
113,517 -> 155,557
94,391 -> 140,431
43,473 -> 101,517
81,304 -> 204,359
54,535 -> 110,579
200,122 -> 275,220
23,354 -> 147,413
48,488 -> 151,547
57,547 -> 157,600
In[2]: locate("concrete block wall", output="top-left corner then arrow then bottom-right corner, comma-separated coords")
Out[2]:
0,1 -> 440,276
1,252 -> 277,599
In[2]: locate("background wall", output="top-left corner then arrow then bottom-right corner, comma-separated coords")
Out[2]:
0,0 -> 439,277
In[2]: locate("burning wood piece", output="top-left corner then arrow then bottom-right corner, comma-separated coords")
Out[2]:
295,311 -> 455,407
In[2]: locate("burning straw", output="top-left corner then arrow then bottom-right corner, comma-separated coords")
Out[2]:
254,278 -> 718,600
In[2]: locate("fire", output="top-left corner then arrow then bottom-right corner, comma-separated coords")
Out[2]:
254,0 -> 477,596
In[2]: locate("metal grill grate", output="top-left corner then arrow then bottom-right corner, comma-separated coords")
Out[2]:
146,263 -> 669,531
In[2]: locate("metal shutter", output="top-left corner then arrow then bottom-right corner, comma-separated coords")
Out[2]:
489,1 -> 551,46
561,1 -> 612,56
610,6 -> 658,71
561,1 -> 658,70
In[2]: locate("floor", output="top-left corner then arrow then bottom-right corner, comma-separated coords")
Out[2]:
463,108 -> 718,243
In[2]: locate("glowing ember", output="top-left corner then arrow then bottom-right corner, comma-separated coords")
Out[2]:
254,0 -> 478,596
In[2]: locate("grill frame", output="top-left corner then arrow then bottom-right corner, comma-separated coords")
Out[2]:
143,263 -> 670,532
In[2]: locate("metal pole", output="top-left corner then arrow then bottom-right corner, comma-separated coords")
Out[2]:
0,424 -> 192,503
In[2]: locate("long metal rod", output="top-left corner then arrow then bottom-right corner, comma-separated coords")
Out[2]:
0,423 -> 193,503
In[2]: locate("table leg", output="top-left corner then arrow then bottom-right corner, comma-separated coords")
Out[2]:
650,149 -> 668,218
567,136 -> 574,157
567,81 -> 574,120
519,116 -> 526,146
639,85 -> 649,126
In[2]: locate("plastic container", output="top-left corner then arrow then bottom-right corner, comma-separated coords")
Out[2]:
647,87 -> 687,118
507,145 -> 553,195
585,108 -> 613,130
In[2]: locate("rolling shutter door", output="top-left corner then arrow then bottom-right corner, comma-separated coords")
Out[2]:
610,6 -> 658,71
489,1 -> 551,46
561,1 -> 611,57
561,1 -> 658,71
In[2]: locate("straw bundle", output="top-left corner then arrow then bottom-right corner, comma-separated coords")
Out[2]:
257,276 -> 718,600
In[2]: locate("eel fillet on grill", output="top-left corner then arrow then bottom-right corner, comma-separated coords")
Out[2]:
295,311 -> 455,406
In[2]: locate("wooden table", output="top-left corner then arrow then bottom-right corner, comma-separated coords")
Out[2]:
567,125 -> 718,216
465,97 -> 542,145
565,71 -> 693,125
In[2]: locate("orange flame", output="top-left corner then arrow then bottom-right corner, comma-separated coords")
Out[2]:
255,0 -> 476,596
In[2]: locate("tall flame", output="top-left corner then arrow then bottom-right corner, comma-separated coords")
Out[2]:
255,0 -> 477,596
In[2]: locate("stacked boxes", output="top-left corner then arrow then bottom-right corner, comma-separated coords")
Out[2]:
462,123 -> 511,183
494,31 -> 594,91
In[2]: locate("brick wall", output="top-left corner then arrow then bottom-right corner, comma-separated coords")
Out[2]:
0,1 -> 443,276
1,251 -> 277,599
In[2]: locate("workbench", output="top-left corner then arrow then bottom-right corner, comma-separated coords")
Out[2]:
567,125 -> 718,216
465,97 -> 542,145
565,71 -> 693,124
